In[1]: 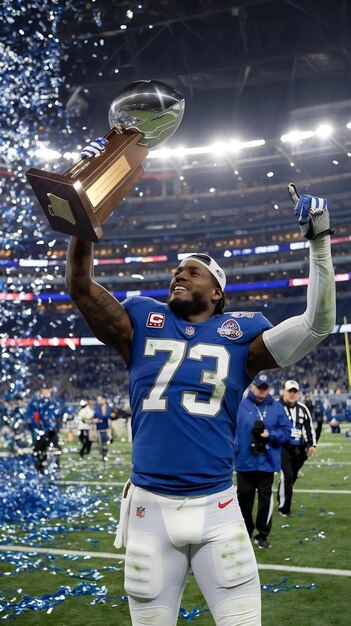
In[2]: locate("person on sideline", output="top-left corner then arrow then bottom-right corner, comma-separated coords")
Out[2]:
66,147 -> 335,626
93,393 -> 115,461
278,380 -> 317,516
27,384 -> 64,473
312,399 -> 325,442
234,373 -> 291,549
76,398 -> 95,457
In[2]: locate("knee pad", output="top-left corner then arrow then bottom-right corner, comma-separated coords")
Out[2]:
213,596 -> 261,626
125,530 -> 163,599
128,605 -> 175,626
212,522 -> 259,588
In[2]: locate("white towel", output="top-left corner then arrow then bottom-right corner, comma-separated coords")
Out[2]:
114,479 -> 135,549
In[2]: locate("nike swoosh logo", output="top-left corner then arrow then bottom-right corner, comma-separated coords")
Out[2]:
218,498 -> 234,509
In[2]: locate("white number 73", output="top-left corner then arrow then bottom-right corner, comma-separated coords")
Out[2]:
142,338 -> 230,417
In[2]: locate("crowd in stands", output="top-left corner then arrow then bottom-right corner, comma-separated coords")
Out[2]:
0,338 -> 349,405
0,340 -> 349,463
1,166 -> 350,457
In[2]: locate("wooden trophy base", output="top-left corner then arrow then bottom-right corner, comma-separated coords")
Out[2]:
26,128 -> 149,241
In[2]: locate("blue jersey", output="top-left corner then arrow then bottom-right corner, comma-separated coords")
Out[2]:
27,394 -> 63,432
94,401 -> 114,430
123,296 -> 272,496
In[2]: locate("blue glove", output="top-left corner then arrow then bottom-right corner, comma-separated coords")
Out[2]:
80,136 -> 108,159
288,183 -> 334,240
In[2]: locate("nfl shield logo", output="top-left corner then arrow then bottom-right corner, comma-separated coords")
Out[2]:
136,506 -> 145,518
185,326 -> 195,336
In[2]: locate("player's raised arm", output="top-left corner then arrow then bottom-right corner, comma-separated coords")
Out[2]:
247,184 -> 336,377
65,236 -> 133,365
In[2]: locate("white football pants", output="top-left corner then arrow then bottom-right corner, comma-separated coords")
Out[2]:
122,485 -> 261,626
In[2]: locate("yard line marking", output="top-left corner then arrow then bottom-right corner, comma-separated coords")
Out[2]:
257,564 -> 351,577
317,442 -> 350,446
0,545 -> 350,577
308,462 -> 351,465
0,545 -> 126,560
56,480 -> 125,486
293,489 -> 351,494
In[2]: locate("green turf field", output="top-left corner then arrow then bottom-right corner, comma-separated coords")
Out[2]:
0,426 -> 350,624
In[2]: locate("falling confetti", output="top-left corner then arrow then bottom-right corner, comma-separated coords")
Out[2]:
0,0 -> 77,399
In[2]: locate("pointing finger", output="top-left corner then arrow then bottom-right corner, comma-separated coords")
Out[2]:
288,183 -> 300,205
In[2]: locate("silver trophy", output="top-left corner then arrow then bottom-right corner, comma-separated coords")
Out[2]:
108,79 -> 185,149
26,80 -> 185,241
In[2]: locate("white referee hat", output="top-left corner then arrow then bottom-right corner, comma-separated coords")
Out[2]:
284,380 -> 300,391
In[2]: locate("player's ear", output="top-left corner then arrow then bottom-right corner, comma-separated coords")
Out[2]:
212,287 -> 223,302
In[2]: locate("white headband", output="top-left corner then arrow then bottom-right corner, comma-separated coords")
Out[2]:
179,254 -> 226,291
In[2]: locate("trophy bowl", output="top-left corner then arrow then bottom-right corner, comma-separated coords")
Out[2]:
108,79 -> 185,149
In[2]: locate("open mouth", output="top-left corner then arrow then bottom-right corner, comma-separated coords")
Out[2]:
173,285 -> 188,293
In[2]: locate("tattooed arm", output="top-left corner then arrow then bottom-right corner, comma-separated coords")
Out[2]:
65,237 -> 133,366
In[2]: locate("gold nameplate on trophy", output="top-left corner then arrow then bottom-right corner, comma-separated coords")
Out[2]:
86,154 -> 132,208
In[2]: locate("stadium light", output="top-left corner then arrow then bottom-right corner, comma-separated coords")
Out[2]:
281,124 -> 333,144
33,146 -> 61,160
27,135 -> 267,165
211,142 -> 228,156
172,146 -> 187,158
241,139 -> 265,148
26,122 -> 342,169
145,139 -> 265,160
229,139 -> 241,152
315,123 -> 333,138
148,147 -> 172,159
280,129 -> 315,143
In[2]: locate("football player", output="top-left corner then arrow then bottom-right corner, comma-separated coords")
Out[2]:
66,154 -> 335,625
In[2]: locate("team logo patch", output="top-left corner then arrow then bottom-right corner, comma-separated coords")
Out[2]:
185,325 -> 195,336
217,319 -> 243,340
229,312 -> 254,318
146,312 -> 165,328
136,506 -> 145,518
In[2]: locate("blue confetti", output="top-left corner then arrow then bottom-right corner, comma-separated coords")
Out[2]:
262,577 -> 317,593
0,456 -> 113,527
179,605 -> 210,621
0,551 -> 123,579
0,582 -> 126,619
0,0 -> 81,400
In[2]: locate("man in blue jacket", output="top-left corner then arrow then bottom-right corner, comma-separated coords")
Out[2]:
234,374 -> 291,548
27,384 -> 64,473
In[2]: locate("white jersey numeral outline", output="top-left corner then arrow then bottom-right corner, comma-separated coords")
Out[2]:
142,338 -> 230,417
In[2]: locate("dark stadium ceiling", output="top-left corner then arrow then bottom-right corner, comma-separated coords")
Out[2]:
59,0 -> 351,143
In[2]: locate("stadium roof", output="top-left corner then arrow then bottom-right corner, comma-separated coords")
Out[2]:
59,0 -> 351,142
